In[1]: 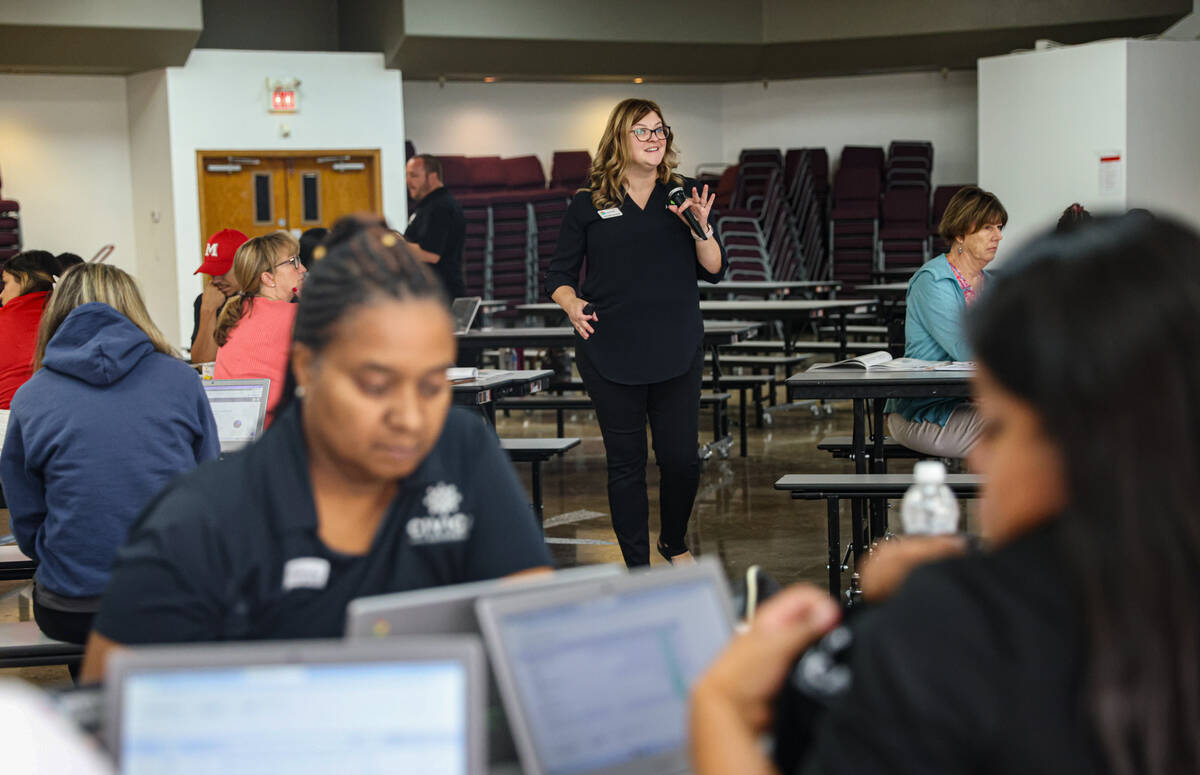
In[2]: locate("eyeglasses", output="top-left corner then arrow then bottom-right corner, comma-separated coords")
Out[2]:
630,126 -> 670,142
274,255 -> 302,271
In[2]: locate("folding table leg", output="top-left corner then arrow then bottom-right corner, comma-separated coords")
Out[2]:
739,388 -> 747,457
827,496 -> 841,598
531,460 -> 544,530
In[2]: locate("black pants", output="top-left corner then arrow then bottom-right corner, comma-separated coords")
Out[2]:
577,346 -> 703,567
33,598 -> 93,682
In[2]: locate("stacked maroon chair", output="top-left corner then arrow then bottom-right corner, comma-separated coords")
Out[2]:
929,184 -> 968,257
528,155 -> 578,294
886,141 -> 933,191
783,149 -> 830,280
828,155 -> 883,286
439,156 -> 489,299
879,188 -> 931,275
549,151 -> 591,191
0,168 -> 20,263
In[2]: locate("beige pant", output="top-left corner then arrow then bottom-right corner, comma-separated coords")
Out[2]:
886,404 -> 984,460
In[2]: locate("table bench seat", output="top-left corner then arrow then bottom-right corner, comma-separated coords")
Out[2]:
0,621 -> 84,669
0,543 -> 35,581
501,437 -> 581,526
775,473 -> 983,597
817,435 -> 923,462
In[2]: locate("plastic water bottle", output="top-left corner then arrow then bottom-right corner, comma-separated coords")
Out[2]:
900,460 -> 960,535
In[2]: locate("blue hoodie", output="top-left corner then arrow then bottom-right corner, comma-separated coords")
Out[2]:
1,302 -> 219,601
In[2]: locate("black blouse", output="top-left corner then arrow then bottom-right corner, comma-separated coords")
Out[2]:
544,177 -> 727,385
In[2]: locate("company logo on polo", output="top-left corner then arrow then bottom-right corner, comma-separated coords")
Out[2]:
408,482 -> 472,544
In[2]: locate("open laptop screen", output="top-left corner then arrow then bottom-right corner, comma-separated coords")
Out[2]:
120,660 -> 468,775
482,572 -> 732,775
202,378 -> 269,452
451,297 -> 482,335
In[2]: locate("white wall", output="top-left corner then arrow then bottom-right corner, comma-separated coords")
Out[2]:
720,70 -> 979,186
402,82 -> 725,179
0,73 -> 138,272
163,49 -> 406,344
126,69 -> 180,344
978,40 -> 1129,256
1126,40 -> 1200,226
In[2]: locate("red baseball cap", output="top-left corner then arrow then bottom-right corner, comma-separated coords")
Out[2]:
194,229 -> 249,275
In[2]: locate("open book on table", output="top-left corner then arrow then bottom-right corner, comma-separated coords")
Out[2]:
808,351 -> 975,372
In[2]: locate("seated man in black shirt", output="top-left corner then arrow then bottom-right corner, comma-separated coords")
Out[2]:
402,153 -> 466,299
690,215 -> 1200,775
189,228 -> 248,363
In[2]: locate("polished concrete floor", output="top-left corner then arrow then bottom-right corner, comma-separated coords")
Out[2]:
0,389 -> 927,688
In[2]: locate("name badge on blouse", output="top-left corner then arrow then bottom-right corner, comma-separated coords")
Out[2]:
281,557 -> 331,591
597,207 -> 623,219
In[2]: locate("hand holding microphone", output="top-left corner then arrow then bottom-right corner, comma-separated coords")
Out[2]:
569,298 -> 598,340
668,184 -> 716,241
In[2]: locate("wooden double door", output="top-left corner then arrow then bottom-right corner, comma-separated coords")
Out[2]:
197,150 -> 382,245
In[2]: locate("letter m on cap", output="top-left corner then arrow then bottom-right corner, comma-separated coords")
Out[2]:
205,243 -> 219,257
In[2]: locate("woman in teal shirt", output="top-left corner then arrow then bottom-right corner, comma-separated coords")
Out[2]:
887,186 -> 1007,458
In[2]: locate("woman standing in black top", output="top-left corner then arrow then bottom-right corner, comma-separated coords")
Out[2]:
545,98 -> 726,567
691,215 -> 1200,774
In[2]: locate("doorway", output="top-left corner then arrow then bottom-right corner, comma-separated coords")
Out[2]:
197,149 -> 382,248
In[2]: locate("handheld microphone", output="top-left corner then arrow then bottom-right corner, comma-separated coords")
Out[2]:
667,186 -> 709,241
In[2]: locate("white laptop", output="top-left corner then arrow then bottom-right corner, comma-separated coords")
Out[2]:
452,297 -> 483,335
346,564 -> 625,765
202,378 -> 270,453
103,637 -> 486,775
475,559 -> 736,775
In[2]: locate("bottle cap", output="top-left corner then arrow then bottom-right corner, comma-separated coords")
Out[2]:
913,460 -> 947,485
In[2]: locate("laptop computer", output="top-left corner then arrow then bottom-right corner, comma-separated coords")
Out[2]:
475,559 -> 736,775
104,637 -> 486,775
346,564 -> 625,765
202,378 -> 269,453
451,297 -> 483,335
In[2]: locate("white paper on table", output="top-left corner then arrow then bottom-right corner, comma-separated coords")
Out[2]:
933,361 -> 976,371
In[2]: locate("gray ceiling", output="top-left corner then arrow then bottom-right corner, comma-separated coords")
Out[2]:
0,0 -> 1189,80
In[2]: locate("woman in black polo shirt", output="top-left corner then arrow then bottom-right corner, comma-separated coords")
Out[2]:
81,219 -> 552,682
545,98 -> 726,567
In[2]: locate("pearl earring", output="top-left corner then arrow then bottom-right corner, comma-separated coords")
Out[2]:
295,385 -> 307,399
958,246 -> 963,255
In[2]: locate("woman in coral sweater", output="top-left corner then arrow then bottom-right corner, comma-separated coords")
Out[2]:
214,232 -> 306,426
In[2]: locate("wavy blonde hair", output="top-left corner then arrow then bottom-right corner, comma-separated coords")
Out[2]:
35,263 -> 175,369
586,98 -> 682,209
214,231 -> 299,347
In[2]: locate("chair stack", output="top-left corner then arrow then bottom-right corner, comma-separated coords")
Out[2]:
828,146 -> 885,286
879,189 -> 931,273
783,149 -> 829,280
929,184 -> 967,257
0,169 -> 22,263
436,153 -> 579,310
885,141 -> 933,191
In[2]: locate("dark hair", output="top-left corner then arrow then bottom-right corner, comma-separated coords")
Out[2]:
2,251 -> 56,298
298,227 -> 328,270
939,186 -> 1008,244
967,214 -> 1200,775
278,215 -> 449,413
55,252 -> 85,271
1056,203 -> 1093,234
413,153 -> 444,182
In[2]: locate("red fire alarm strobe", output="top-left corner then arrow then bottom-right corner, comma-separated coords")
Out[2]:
268,78 -> 301,113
